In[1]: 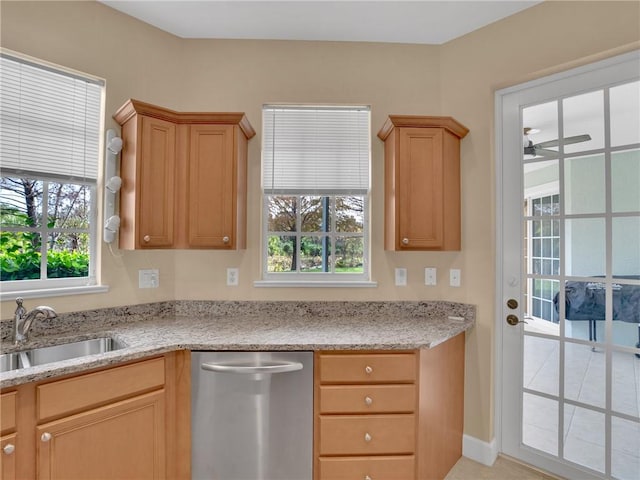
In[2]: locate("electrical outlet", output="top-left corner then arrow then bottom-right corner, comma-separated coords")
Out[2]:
227,268 -> 239,286
450,268 -> 461,287
395,268 -> 407,286
425,267 -> 437,286
139,269 -> 159,288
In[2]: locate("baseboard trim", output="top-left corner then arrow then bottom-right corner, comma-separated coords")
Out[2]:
462,434 -> 498,466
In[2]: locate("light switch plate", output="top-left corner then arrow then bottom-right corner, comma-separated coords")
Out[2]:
450,268 -> 461,287
425,267 -> 437,286
395,268 -> 407,286
139,269 -> 159,288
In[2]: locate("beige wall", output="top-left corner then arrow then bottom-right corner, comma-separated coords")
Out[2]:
1,0 -> 638,443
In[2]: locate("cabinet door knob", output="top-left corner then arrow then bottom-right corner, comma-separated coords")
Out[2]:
222,236 -> 230,244
143,235 -> 151,243
41,432 -> 52,442
364,396 -> 373,406
365,476 -> 372,480
3,444 -> 15,455
364,433 -> 372,442
364,365 -> 373,374
402,237 -> 409,245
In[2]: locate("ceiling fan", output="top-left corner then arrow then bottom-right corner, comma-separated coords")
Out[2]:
523,127 -> 592,158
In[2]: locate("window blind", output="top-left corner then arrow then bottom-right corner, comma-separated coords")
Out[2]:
262,105 -> 370,194
0,53 -> 103,182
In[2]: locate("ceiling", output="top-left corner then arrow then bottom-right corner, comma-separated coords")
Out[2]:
99,0 -> 541,45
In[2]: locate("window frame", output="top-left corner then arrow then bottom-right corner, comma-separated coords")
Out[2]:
260,193 -> 371,284
0,50 -> 107,300
256,104 -> 375,287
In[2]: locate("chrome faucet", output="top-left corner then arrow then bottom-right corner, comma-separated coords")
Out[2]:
14,297 -> 57,345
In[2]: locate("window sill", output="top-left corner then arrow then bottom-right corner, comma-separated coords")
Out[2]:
0,284 -> 110,302
253,280 -> 378,288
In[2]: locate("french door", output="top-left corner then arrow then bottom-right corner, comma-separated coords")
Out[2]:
497,51 -> 640,479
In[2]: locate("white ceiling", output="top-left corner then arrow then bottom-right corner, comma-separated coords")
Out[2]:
99,0 -> 541,45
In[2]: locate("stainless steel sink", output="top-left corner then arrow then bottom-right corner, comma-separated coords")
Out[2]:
0,337 -> 124,373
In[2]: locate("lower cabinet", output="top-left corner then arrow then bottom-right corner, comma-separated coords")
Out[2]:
314,334 -> 465,480
0,351 -> 190,480
37,391 -> 165,479
1,392 -> 17,480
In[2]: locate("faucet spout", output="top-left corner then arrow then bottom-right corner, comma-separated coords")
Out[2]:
14,298 -> 57,345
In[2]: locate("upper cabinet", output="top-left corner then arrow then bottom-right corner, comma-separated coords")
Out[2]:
377,116 -> 469,251
114,99 -> 255,250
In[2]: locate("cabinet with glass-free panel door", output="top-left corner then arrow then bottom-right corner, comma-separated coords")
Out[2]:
113,99 -> 254,250
378,116 -> 469,251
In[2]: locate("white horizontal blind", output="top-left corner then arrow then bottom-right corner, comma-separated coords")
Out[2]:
262,105 -> 370,194
0,53 -> 103,181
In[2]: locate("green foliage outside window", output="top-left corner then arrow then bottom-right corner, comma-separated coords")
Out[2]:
1,183 -> 91,281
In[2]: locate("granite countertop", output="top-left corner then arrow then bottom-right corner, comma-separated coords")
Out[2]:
0,300 -> 475,388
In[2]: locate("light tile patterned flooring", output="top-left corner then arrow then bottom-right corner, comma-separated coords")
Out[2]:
445,456 -> 560,480
522,336 -> 640,479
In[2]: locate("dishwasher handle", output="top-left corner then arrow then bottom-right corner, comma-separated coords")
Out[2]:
201,360 -> 303,375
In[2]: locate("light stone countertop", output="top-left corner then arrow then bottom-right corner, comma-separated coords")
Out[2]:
0,300 -> 475,388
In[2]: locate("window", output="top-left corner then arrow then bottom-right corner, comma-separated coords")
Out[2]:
259,105 -> 372,285
0,52 -> 104,297
527,194 -> 560,322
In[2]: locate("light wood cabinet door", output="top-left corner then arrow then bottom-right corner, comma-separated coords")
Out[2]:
188,124 -> 236,248
378,116 -> 468,251
114,99 -> 254,250
0,434 -> 17,480
0,392 -> 17,480
397,127 -> 445,249
137,116 -> 177,248
37,390 -> 165,480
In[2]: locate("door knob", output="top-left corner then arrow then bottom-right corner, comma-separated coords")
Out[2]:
41,432 -> 52,442
3,444 -> 15,455
506,298 -> 518,309
506,314 -> 527,326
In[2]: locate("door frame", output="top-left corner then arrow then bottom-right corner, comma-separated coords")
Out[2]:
494,49 -> 640,476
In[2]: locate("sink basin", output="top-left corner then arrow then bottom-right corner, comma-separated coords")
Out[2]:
0,337 -> 124,373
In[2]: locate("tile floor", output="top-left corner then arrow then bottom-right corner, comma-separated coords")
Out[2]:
445,456 -> 560,480
522,335 -> 640,479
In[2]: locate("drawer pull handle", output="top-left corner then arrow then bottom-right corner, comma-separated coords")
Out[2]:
364,396 -> 373,406
3,444 -> 15,455
41,432 -> 52,443
365,476 -> 372,480
365,365 -> 373,374
364,432 -> 372,442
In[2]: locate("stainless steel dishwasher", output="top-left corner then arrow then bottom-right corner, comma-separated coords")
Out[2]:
191,351 -> 313,480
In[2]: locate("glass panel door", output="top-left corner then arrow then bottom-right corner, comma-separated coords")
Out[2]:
521,79 -> 640,479
499,51 -> 640,480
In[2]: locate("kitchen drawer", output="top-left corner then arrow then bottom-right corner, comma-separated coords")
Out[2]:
37,357 -> 165,422
318,455 -> 415,480
318,353 -> 416,384
0,392 -> 16,434
319,414 -> 415,456
319,385 -> 415,414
